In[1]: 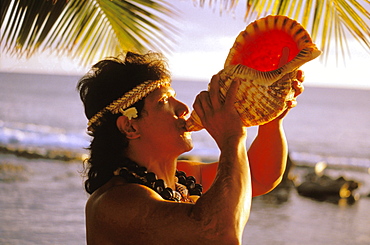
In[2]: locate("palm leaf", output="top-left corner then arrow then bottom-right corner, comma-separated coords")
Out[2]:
1,0 -> 178,66
1,0 -> 369,66
195,0 -> 370,62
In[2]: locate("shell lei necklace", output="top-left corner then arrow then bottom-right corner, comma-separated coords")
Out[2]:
113,160 -> 203,203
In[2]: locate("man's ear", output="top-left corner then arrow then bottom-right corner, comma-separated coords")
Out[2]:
116,116 -> 140,139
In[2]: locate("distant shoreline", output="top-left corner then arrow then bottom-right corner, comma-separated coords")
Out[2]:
1,71 -> 369,91
1,143 -> 369,175
0,144 -> 86,162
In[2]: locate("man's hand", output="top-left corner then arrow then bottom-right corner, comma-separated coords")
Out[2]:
275,70 -> 305,120
193,74 -> 246,149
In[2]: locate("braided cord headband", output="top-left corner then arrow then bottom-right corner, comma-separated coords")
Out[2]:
87,78 -> 171,131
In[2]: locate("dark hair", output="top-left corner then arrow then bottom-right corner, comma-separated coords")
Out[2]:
77,51 -> 171,194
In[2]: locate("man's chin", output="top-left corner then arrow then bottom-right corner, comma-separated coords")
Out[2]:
183,131 -> 192,140
179,132 -> 193,152
185,144 -> 194,153
183,139 -> 194,153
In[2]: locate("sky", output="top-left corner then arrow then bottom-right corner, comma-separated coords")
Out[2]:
0,0 -> 369,89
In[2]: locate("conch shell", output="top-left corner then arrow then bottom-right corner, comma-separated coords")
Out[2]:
186,15 -> 322,131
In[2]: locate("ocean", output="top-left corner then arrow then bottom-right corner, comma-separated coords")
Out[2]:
1,72 -> 370,244
0,72 -> 369,168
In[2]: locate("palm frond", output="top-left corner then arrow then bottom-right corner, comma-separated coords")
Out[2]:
1,0 -> 179,66
195,0 -> 370,62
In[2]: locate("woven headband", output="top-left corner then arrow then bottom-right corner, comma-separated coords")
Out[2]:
87,78 -> 171,131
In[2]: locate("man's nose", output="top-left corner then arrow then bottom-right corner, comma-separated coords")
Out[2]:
175,100 -> 189,118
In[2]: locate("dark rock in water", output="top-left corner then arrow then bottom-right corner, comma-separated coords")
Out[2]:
296,171 -> 359,204
261,184 -> 292,204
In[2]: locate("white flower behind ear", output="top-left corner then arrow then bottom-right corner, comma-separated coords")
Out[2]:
120,107 -> 138,120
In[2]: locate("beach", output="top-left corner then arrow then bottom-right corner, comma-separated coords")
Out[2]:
0,154 -> 86,244
1,153 -> 370,245
1,72 -> 370,244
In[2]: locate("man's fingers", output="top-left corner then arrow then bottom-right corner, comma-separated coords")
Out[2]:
209,74 -> 221,108
193,91 -> 210,119
225,78 -> 240,107
296,70 -> 305,82
292,79 -> 304,97
286,99 -> 297,108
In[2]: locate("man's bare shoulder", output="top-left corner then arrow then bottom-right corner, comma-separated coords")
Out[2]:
87,177 -> 162,213
86,177 -> 166,244
85,177 -> 237,245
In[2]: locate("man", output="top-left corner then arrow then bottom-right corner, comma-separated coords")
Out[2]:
78,51 -> 304,244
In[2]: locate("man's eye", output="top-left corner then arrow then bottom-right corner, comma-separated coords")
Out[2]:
160,96 -> 169,104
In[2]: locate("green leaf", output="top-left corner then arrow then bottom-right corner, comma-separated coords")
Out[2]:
1,0 -> 178,66
1,0 -> 369,66
195,0 -> 370,63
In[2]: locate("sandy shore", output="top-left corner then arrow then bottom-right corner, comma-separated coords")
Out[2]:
1,153 -> 370,244
0,154 -> 86,244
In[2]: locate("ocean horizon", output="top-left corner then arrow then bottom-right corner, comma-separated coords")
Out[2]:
0,71 -> 369,169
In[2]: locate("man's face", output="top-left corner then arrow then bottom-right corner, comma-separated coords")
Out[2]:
136,86 -> 193,157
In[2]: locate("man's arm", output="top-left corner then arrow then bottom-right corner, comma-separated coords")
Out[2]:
189,74 -> 252,242
178,71 -> 305,197
247,118 -> 287,196
248,71 -> 305,195
178,117 -> 287,197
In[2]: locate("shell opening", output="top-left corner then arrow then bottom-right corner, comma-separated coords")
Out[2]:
229,30 -> 300,72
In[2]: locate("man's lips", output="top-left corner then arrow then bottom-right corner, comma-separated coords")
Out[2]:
178,119 -> 188,131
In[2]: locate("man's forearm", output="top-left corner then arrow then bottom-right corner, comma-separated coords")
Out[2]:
191,136 -> 251,242
248,120 -> 288,195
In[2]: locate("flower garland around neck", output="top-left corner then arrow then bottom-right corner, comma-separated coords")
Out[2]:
114,160 -> 203,203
